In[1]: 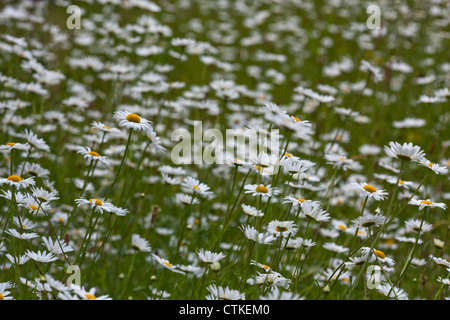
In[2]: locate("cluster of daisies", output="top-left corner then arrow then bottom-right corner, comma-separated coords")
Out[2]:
0,0 -> 449,301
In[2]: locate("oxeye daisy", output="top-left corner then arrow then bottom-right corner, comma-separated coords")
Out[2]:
18,195 -> 52,214
5,229 -> 39,240
266,220 -> 298,238
0,175 -> 35,189
351,212 -> 386,229
151,254 -> 185,274
181,176 -> 212,196
77,146 -> 110,166
384,141 -> 425,162
73,286 -> 112,300
25,250 -> 58,263
244,184 -> 279,198
113,110 -> 153,132
0,142 -> 30,152
205,284 -> 245,300
351,182 -> 388,201
324,153 -> 355,171
282,195 -> 317,208
74,197 -> 128,215
5,253 -> 30,266
405,218 -> 433,234
176,193 -> 200,205
239,225 -> 276,244
91,121 -> 121,134
241,204 -> 264,217
417,158 -> 448,175
408,198 -> 447,211
41,236 -> 74,255
12,217 -> 37,230
197,249 -> 226,264
30,187 -> 59,203
17,129 -> 50,152
131,234 -> 152,252
437,277 -> 450,286
301,202 -> 330,222
0,282 -> 13,300
430,256 -> 450,269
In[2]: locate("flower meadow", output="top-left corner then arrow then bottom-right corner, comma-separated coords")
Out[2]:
0,0 -> 449,301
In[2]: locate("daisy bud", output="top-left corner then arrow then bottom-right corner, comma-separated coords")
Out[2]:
322,285 -> 330,294
211,261 -> 221,272
150,275 -> 157,281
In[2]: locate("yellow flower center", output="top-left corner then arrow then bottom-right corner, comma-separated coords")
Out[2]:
374,250 -> 386,259
363,184 -> 377,193
89,198 -> 103,206
85,293 -> 97,300
163,261 -> 172,268
420,200 -> 433,205
7,175 -> 22,182
338,224 -> 347,230
126,113 -> 141,123
275,226 -> 288,233
262,264 -> 271,270
339,157 -> 346,162
255,165 -> 262,171
58,217 -> 65,222
297,198 -> 306,203
102,125 -> 111,130
385,239 -> 396,246
29,205 -> 38,211
255,185 -> 268,193
88,151 -> 100,157
6,142 -> 16,147
0,293 -> 3,300
285,152 -> 292,157
428,163 -> 433,167
22,224 -> 27,229
399,180 -> 404,185
292,116 -> 301,122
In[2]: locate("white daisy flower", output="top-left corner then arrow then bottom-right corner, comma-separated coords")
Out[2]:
351,182 -> 388,201
74,198 -> 129,215
181,176 -> 212,196
0,175 -> 35,189
384,141 -> 425,162
151,254 -> 185,275
197,249 -> 226,264
25,250 -> 58,263
244,184 -> 279,198
266,220 -> 298,238
408,198 -> 447,211
131,234 -> 152,252
241,204 -> 264,217
77,146 -> 110,166
417,158 -> 448,175
0,142 -> 30,152
206,284 -> 245,300
113,110 -> 153,132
